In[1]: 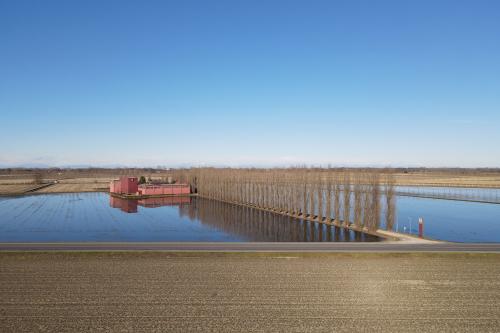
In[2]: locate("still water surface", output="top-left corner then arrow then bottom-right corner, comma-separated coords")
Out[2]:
0,193 -> 377,242
393,196 -> 500,242
0,191 -> 499,242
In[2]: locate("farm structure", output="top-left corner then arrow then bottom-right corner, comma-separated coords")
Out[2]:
138,183 -> 190,196
110,177 -> 138,195
110,176 -> 191,196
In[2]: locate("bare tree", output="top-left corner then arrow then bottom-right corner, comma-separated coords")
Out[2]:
353,173 -> 363,227
369,172 -> 381,231
334,176 -> 341,224
317,174 -> 323,222
343,172 -> 351,227
33,173 -> 43,185
325,176 -> 332,223
385,172 -> 396,230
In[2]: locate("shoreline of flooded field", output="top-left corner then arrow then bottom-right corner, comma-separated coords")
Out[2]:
0,188 -> 499,242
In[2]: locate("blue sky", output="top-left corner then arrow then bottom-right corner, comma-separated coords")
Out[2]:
1,0 -> 499,167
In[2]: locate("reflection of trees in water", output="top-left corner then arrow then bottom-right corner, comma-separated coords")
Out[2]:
109,195 -> 379,242
179,198 -> 379,242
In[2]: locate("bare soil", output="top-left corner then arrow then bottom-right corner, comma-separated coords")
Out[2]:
35,183 -> 109,193
0,184 -> 46,195
393,172 -> 500,188
1,252 -> 499,332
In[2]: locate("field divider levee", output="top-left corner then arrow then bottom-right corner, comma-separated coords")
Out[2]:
24,182 -> 55,193
395,192 -> 500,204
0,182 -> 56,196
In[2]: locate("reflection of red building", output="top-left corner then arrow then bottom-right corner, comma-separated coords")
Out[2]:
138,196 -> 191,207
109,196 -> 138,213
110,196 -> 191,213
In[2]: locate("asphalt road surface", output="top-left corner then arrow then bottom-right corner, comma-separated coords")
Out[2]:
1,241 -> 500,252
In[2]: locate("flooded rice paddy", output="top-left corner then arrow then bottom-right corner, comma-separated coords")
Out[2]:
0,188 -> 499,243
393,196 -> 500,242
395,186 -> 500,204
0,194 -> 378,242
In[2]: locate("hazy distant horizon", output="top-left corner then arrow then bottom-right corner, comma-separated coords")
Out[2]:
1,161 -> 500,170
1,1 -> 499,168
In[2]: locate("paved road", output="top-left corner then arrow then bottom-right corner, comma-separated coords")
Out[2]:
1,242 -> 500,252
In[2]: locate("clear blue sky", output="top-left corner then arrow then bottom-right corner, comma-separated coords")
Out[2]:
1,0 -> 499,168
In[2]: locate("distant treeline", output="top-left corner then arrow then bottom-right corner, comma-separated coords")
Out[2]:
1,166 -> 499,176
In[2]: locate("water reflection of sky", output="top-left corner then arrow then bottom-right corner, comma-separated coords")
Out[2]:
393,196 -> 500,242
0,193 -> 377,243
1,192 -> 499,242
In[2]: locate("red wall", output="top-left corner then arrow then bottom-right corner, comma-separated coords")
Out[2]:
138,184 -> 190,196
121,177 -> 138,194
110,177 -> 138,194
110,180 -> 121,193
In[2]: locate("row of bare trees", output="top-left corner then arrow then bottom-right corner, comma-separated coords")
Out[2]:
176,168 -> 396,232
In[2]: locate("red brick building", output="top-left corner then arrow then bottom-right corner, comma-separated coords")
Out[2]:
109,177 -> 138,195
110,177 -> 190,196
138,183 -> 190,196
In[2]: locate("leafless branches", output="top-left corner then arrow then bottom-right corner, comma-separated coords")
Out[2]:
189,167 -> 391,234
385,172 -> 396,230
